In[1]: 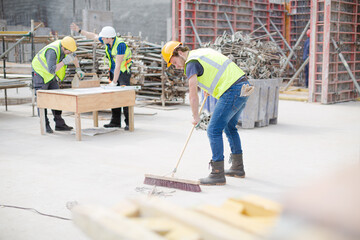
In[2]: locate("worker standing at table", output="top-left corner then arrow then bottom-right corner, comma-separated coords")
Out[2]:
71,23 -> 132,130
32,36 -> 85,133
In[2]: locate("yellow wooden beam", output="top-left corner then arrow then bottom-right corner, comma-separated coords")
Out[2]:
0,31 -> 30,36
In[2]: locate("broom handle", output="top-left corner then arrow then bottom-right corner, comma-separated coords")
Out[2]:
171,95 -> 209,177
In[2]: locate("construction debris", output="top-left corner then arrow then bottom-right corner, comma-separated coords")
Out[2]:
204,31 -> 285,79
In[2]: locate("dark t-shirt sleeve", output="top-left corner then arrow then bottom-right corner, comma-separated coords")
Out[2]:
117,42 -> 126,55
185,60 -> 204,80
45,49 -> 58,74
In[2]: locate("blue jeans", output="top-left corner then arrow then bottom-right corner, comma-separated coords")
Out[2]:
207,81 -> 249,161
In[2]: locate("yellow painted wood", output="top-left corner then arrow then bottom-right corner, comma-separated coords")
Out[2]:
112,200 -> 140,218
230,195 -> 282,217
131,197 -> 254,240
195,205 -> 277,236
222,199 -> 244,214
0,31 -> 29,35
72,205 -> 165,240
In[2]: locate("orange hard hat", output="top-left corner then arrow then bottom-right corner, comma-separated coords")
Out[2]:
307,29 -> 311,37
161,41 -> 182,67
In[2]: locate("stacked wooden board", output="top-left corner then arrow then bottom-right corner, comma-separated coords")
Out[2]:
71,195 -> 282,240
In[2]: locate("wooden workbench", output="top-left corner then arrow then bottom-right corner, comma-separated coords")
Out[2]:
37,87 -> 136,141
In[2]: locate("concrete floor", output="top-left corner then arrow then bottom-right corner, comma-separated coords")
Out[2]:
0,87 -> 359,240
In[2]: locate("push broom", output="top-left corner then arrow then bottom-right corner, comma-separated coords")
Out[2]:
144,95 -> 209,192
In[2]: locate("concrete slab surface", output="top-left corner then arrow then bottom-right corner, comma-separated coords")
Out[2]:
0,98 -> 359,240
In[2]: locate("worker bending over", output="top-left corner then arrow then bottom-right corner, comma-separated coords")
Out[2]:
71,23 -> 132,130
162,41 -> 253,185
32,36 -> 85,133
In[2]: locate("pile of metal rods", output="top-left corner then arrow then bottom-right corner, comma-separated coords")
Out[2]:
204,31 -> 284,79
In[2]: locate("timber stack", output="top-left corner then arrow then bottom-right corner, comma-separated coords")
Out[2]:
64,35 -> 187,104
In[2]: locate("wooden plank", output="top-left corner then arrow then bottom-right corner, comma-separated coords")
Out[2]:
131,197 -> 254,240
72,205 -> 165,240
112,200 -> 140,218
222,199 -> 244,214
78,80 -> 100,88
75,113 -> 81,141
93,111 -> 98,127
0,31 -> 29,35
195,205 -> 276,236
76,90 -> 135,113
37,92 -> 77,112
230,195 -> 282,217
133,217 -> 201,239
39,108 -> 45,135
128,106 -> 134,131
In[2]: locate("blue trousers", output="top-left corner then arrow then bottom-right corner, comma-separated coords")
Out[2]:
207,81 -> 249,161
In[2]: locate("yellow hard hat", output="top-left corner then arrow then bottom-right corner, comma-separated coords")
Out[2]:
162,41 -> 182,67
61,36 -> 77,52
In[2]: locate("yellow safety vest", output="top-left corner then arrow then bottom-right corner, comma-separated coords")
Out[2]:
104,37 -> 132,73
185,48 -> 245,99
31,40 -> 67,83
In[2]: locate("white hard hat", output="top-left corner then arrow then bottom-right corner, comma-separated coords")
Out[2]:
99,26 -> 116,38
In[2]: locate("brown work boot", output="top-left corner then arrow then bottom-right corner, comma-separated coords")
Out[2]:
225,153 -> 245,178
199,160 -> 226,185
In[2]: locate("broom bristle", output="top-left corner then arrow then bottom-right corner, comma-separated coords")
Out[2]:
144,175 -> 201,192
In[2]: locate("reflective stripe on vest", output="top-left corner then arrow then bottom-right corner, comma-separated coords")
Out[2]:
31,40 -> 67,83
104,37 -> 132,73
185,48 -> 245,99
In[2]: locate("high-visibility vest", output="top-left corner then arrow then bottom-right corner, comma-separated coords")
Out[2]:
104,37 -> 132,73
31,40 -> 67,83
185,48 -> 245,99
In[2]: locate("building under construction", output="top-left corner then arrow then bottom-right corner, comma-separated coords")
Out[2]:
0,1 -> 359,240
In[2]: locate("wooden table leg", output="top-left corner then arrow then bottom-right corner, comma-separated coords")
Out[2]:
129,106 -> 134,132
39,108 -> 45,135
93,111 -> 98,127
75,112 -> 82,141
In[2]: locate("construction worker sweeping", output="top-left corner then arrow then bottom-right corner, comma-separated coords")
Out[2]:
32,36 -> 85,133
71,23 -> 132,130
161,41 -> 254,185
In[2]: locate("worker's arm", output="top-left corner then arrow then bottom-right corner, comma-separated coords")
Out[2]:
70,23 -> 99,41
111,54 -> 124,85
188,74 -> 200,125
73,56 -> 80,68
45,49 -> 64,74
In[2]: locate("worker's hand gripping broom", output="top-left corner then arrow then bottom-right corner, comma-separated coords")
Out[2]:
144,95 -> 209,192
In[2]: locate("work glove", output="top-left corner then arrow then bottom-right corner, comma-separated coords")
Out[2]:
62,54 -> 75,65
240,84 -> 255,97
109,81 -> 117,87
75,68 -> 85,79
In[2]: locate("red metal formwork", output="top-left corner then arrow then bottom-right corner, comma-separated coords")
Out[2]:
173,1 -> 286,51
309,0 -> 360,103
252,0 -> 270,39
173,0 -> 253,50
289,0 -> 311,47
269,1 -> 286,49
288,0 -> 311,71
